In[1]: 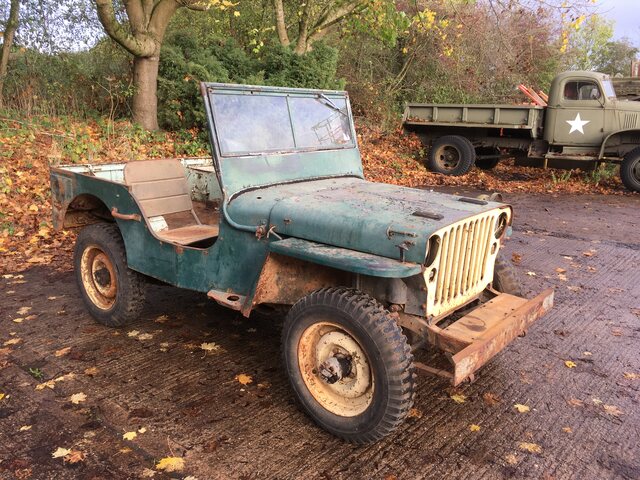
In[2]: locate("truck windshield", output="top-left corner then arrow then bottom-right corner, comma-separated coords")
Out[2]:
602,79 -> 617,99
211,92 -> 354,156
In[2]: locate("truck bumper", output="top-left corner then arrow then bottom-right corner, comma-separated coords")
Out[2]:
423,288 -> 554,386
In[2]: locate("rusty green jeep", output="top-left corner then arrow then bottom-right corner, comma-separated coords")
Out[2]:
50,83 -> 553,443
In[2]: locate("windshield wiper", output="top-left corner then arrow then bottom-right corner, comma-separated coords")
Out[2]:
316,94 -> 347,116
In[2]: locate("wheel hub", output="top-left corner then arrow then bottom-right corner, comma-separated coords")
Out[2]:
80,246 -> 118,310
298,323 -> 374,417
318,354 -> 352,384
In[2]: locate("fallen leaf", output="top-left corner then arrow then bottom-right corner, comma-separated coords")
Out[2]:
70,392 -> 87,404
3,338 -> 21,346
469,424 -> 481,432
236,373 -> 253,385
555,267 -> 566,273
592,398 -> 603,405
526,271 -> 537,276
611,328 -> 623,337
505,453 -> 518,465
55,347 -> 71,357
0,392 -> 5,401
583,351 -> 592,356
127,330 -> 140,338
567,398 -> 583,407
582,250 -> 596,257
512,253 -> 522,264
623,372 -> 639,380
564,360 -> 577,368
155,315 -> 169,323
52,447 -> 71,458
482,392 -> 501,405
119,447 -> 132,454
518,442 -> 542,454
84,367 -> 99,376
603,404 -> 623,417
138,427 -> 147,434
156,456 -> 185,472
141,468 -> 156,478
567,285 -> 581,292
562,426 -> 572,433
12,318 -> 23,323
137,333 -> 153,341
558,273 -> 567,282
123,431 -> 137,441
407,408 -> 422,419
47,296 -> 58,300
587,266 -> 597,272
64,450 -> 85,464
514,404 -> 530,413
201,342 -> 221,353
17,306 -> 31,315
450,393 -> 466,404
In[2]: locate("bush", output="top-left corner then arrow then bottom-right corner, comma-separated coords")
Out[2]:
157,31 -> 342,131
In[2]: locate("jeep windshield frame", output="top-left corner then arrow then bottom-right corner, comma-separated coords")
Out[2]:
203,83 -> 356,158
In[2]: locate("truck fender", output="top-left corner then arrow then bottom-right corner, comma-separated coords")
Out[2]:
598,128 -> 640,158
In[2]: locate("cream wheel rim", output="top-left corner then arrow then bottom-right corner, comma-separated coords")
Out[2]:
298,321 -> 373,417
80,245 -> 117,310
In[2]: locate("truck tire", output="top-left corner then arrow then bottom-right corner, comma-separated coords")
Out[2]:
428,135 -> 475,176
492,253 -> 523,297
620,147 -> 640,193
74,223 -> 147,327
282,287 -> 416,443
474,147 -> 501,170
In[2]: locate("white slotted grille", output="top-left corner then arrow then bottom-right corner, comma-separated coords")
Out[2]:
425,209 -> 508,319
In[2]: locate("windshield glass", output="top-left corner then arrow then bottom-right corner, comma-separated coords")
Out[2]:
602,79 -> 617,99
210,92 -> 354,156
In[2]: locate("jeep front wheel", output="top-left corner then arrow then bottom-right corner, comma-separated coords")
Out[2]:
428,135 -> 475,175
621,147 -> 640,193
282,288 -> 416,443
74,223 -> 147,327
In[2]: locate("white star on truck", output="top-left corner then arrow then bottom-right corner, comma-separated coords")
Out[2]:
566,113 -> 590,134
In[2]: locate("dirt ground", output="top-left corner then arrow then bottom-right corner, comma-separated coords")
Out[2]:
1,190 -> 639,480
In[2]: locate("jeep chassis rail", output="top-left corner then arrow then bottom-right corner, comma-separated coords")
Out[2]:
400,288 -> 554,386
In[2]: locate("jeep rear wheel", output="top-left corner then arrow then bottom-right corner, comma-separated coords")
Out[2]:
282,288 -> 416,443
74,223 -> 147,327
428,135 -> 475,176
621,147 -> 640,193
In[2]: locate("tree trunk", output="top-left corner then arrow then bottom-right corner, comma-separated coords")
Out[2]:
132,55 -> 160,131
273,0 -> 290,46
0,0 -> 20,109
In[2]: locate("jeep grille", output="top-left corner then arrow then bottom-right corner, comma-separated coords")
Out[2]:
426,210 -> 507,319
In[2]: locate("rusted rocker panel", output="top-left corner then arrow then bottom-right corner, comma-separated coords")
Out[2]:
423,289 -> 554,386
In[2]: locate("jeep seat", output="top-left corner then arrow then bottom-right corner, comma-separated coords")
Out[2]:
123,159 -> 219,246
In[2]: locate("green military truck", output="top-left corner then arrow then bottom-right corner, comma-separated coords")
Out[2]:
50,83 -> 553,443
403,71 -> 640,192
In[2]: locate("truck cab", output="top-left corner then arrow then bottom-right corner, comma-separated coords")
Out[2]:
545,71 -> 640,151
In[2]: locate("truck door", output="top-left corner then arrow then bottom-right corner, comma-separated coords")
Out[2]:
547,78 -> 605,147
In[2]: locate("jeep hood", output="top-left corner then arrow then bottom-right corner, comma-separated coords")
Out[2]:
228,177 -> 509,265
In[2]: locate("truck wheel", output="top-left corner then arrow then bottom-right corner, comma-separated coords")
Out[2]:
475,147 -> 501,170
282,288 -> 416,443
492,253 -> 523,297
74,223 -> 147,327
620,148 -> 640,192
428,135 -> 475,176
